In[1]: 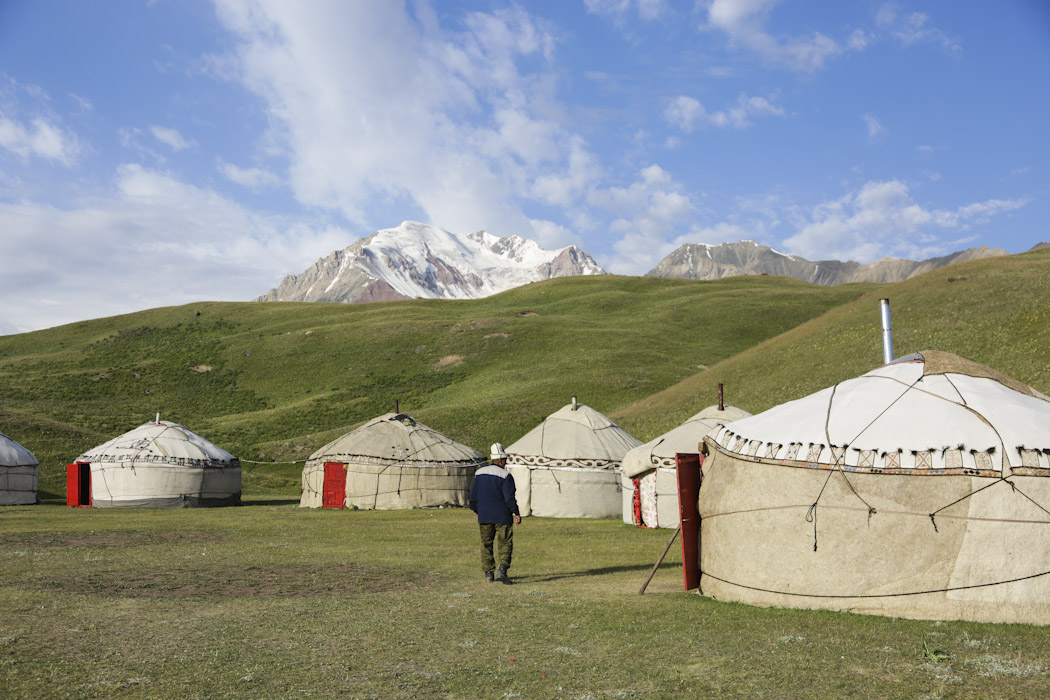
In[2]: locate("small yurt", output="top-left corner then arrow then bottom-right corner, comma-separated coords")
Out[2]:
69,419 -> 241,508
699,351 -> 1050,625
301,412 -> 487,510
1,429 -> 38,505
621,404 -> 750,528
506,398 -> 641,518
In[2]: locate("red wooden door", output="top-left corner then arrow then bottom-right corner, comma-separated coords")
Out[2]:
676,453 -> 703,591
66,462 -> 91,507
322,462 -> 346,508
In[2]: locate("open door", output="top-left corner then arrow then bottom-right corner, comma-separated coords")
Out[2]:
322,462 -> 347,509
676,453 -> 703,590
66,462 -> 92,507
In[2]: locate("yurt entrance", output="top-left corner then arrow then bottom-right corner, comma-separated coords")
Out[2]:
66,462 -> 91,507
322,462 -> 346,508
676,453 -> 702,591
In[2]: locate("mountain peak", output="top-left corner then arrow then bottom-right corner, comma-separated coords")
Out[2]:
257,223 -> 605,304
647,240 -> 1008,285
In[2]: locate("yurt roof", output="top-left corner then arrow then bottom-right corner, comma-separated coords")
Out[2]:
0,429 -> 37,467
622,405 -> 751,478
507,401 -> 642,465
710,350 -> 1050,474
307,413 -> 485,468
76,420 -> 238,467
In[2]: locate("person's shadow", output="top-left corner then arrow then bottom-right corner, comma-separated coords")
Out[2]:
514,563 -> 658,583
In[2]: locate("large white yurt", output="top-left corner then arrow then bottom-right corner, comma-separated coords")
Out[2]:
698,350 -> 1050,625
506,398 -> 641,518
301,412 -> 487,510
70,420 -> 241,508
621,404 -> 750,528
1,429 -> 38,505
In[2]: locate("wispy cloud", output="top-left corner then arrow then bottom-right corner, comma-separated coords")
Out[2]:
701,0 -> 863,71
0,164 -> 350,332
863,114 -> 886,139
0,113 -> 80,165
876,3 -> 961,56
217,159 -> 281,190
783,180 -> 1026,261
665,93 -> 784,132
584,0 -> 669,22
150,125 -> 193,151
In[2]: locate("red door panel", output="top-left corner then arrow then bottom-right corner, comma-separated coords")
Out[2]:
322,462 -> 346,509
676,453 -> 703,591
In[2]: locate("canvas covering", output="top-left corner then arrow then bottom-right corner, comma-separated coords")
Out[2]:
75,421 -> 241,508
621,405 -> 751,527
698,350 -> 1050,625
506,402 -> 641,518
0,429 -> 38,505
301,413 -> 486,509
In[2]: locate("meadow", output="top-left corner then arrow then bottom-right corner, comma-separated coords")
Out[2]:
4,251 -> 1050,698
3,502 -> 1050,700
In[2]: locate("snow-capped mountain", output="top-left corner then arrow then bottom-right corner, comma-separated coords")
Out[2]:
646,241 -> 1008,285
257,221 -> 606,303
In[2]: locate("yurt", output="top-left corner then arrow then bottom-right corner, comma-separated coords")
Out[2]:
698,350 -> 1050,625
69,419 -> 241,508
1,429 -> 38,505
621,404 -> 750,528
301,412 -> 486,510
506,398 -> 641,518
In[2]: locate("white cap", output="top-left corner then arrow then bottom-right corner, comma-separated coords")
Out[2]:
490,443 -> 508,461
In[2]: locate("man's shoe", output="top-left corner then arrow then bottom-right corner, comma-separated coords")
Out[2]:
496,565 -> 513,585
484,571 -> 495,583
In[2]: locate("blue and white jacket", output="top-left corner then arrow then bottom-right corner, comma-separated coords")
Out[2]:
469,463 -> 520,525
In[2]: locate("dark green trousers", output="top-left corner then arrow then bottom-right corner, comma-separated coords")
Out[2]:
479,523 -> 513,572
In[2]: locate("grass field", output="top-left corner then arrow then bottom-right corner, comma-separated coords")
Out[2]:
3,501 -> 1050,699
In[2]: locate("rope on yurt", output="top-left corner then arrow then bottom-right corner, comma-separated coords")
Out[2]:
928,476 -> 1050,532
701,566 -> 1050,599
805,375 -> 922,550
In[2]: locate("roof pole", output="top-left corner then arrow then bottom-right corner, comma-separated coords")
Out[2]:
880,298 -> 894,365
718,383 -> 724,411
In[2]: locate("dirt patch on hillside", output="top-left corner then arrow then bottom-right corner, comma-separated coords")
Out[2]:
516,311 -> 539,317
0,530 -> 222,550
189,364 -> 213,373
27,563 -> 432,599
483,332 -> 512,339
434,354 -> 464,368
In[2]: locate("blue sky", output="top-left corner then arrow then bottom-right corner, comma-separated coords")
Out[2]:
1,1 -> 1048,333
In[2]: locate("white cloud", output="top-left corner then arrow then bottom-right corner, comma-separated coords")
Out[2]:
876,3 -> 960,55
150,125 -> 193,151
0,164 -> 350,333
584,0 -> 669,21
590,165 -> 699,274
666,93 -> 784,132
702,0 -> 861,71
0,113 -> 80,165
863,114 -> 885,139
783,180 -> 1027,262
217,158 -> 281,189
211,1 -> 599,240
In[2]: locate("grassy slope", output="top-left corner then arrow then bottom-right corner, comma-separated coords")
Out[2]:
0,275 -> 867,498
613,248 -> 1050,439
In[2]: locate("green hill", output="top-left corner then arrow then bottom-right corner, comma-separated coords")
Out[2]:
613,248 -> 1050,439
0,274 -> 867,498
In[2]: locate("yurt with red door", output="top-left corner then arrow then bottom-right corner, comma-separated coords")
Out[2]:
699,351 -> 1050,625
300,412 -> 487,510
1,428 -> 38,505
68,419 -> 241,508
620,404 -> 750,528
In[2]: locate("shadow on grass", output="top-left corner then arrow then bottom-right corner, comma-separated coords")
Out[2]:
241,498 -> 300,506
517,563 -> 659,583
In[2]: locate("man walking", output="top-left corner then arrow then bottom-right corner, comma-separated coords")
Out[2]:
469,443 -> 521,584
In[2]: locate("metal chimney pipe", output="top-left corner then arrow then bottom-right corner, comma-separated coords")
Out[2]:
718,383 -> 724,411
880,298 -> 894,365
395,399 -> 400,414
571,395 -> 578,410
